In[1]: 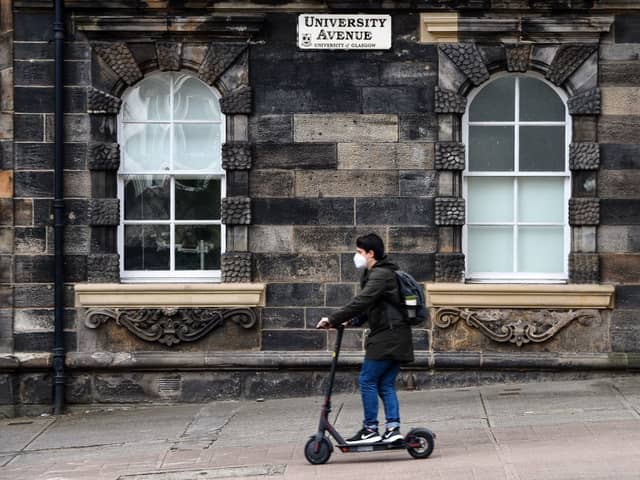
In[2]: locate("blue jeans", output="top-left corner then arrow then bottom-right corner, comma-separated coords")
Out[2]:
359,358 -> 401,430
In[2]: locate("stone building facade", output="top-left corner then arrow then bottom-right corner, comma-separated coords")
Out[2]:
0,0 -> 639,414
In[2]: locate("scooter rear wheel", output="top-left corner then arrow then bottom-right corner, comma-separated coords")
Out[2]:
304,437 -> 332,465
406,428 -> 435,459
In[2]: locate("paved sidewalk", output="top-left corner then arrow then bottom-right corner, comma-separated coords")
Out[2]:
2,376 -> 640,480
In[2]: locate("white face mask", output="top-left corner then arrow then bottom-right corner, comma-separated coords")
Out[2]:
353,253 -> 368,269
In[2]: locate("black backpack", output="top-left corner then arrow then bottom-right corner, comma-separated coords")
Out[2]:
387,270 -> 428,326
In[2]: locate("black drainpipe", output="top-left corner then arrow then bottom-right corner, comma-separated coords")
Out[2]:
52,0 -> 66,416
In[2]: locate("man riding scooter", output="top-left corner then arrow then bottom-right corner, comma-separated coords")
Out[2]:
316,233 -> 413,445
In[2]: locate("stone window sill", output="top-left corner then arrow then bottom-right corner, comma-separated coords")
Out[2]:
74,283 -> 266,308
425,283 -> 614,309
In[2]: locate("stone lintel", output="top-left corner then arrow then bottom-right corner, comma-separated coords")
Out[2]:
426,283 -> 615,309
74,282 -> 266,308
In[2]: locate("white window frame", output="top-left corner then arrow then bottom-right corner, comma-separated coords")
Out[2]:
462,72 -> 571,284
117,71 -> 226,283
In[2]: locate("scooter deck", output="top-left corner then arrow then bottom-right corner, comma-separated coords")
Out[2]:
336,440 -> 405,452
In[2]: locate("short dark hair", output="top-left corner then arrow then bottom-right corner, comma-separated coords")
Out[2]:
356,233 -> 385,260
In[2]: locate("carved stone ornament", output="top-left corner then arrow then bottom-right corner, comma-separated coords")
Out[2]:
435,142 -> 465,170
434,307 -> 600,347
222,252 -> 252,283
198,42 -> 248,86
435,197 -> 465,225
435,253 -> 465,282
88,198 -> 120,226
92,42 -> 143,86
88,142 -> 121,170
222,142 -> 252,170
434,86 -> 467,114
220,85 -> 252,114
84,307 -> 257,346
87,87 -> 122,114
221,197 -> 251,225
546,44 -> 597,86
87,254 -> 119,283
569,143 -> 600,170
569,253 -> 600,284
569,198 -> 600,226
568,87 -> 601,115
156,42 -> 182,71
505,44 -> 531,72
439,43 -> 490,86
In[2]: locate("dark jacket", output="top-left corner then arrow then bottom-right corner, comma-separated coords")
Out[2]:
328,257 -> 414,363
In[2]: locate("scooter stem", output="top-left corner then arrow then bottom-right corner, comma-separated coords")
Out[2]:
325,325 -> 344,401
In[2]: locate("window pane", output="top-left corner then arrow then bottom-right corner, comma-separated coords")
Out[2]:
124,175 -> 170,220
469,77 -> 515,122
467,226 -> 513,273
519,77 -> 565,122
124,225 -> 170,270
518,226 -> 564,273
173,124 -> 221,171
175,177 -> 221,220
467,177 -> 514,223
520,126 -> 565,172
175,225 -> 221,270
469,126 -> 514,171
518,177 -> 565,223
122,124 -> 170,172
173,74 -> 221,121
123,75 -> 171,121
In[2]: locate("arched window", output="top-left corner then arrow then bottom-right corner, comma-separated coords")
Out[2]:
118,72 -> 225,282
463,74 -> 570,282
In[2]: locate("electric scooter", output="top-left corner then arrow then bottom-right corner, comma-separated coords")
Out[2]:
304,325 -> 436,465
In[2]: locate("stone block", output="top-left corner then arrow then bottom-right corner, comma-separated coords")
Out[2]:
33,199 -> 90,226
601,254 -> 640,283
326,283 -> 357,307
254,253 -> 339,282
0,69 -> 12,112
362,87 -> 433,114
569,198 -> 600,225
0,113 -> 13,140
293,226 -> 370,253
294,114 -> 398,143
572,171 -> 597,198
295,170 -> 399,197
249,114 -> 292,144
262,308 -> 305,329
64,171 -> 91,198
0,198 -> 12,225
337,143 -> 434,170
436,253 -> 465,282
226,170 -> 249,197
616,286 -> 640,309
572,226 -> 596,253
598,116 -> 640,144
14,308 -> 75,332
261,330 -> 326,351
0,286 -> 11,309
254,143 -> 336,170
599,170 -> 640,199
398,113 -> 438,142
243,371 -> 315,399
221,197 -> 251,225
266,283 -> 324,307
47,114 -> 91,143
248,225 -> 292,253
611,310 -> 640,352
600,144 -> 640,170
600,62 -> 640,86
0,141 -> 13,171
602,87 -> 640,116
254,86 -> 361,114
356,198 -> 434,225
19,373 -> 52,404
328,328 -> 364,351
14,332 -> 76,352
0,255 -> 11,283
568,87 -> 601,115
0,227 -> 11,254
90,226 -> 118,254
14,86 -> 85,114
598,225 -> 640,253
569,143 -> 599,170
88,198 -> 119,226
87,254 -> 119,283
0,170 -> 12,198
388,227 -> 438,253
94,374 -> 149,403
569,253 -> 599,284
15,227 -> 46,254
88,142 -> 119,170
600,199 -> 640,225
249,170 -> 294,198
615,15 -> 640,43
13,114 -> 43,142
252,198 -> 354,225
222,252 -> 252,283
222,142 -> 251,171
180,373 -> 242,402
14,171 -> 52,198
15,12 -> 53,41
400,171 -> 437,197
434,87 -> 466,114
380,61 -> 437,87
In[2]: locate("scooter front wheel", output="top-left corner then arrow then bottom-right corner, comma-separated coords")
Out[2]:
304,436 -> 332,465
405,428 -> 435,459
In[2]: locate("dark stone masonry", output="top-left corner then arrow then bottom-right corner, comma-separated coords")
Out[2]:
0,0 -> 639,415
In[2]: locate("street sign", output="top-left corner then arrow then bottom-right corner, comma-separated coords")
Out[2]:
298,14 -> 392,50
